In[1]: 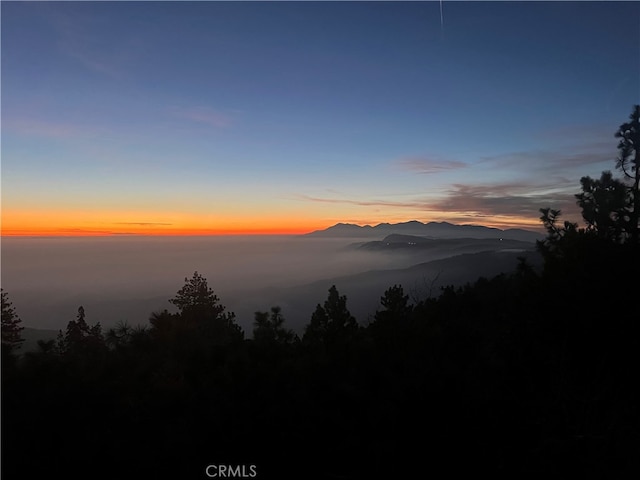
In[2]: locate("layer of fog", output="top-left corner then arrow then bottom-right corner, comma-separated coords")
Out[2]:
0,236 -> 419,331
1,235 -> 537,335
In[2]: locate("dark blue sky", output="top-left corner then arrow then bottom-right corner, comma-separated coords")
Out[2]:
2,1 -> 639,234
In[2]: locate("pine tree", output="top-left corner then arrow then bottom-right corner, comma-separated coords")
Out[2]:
57,306 -> 105,355
615,104 -> 640,242
1,289 -> 24,355
163,271 -> 243,345
303,285 -> 358,347
170,271 -> 226,320
253,306 -> 297,345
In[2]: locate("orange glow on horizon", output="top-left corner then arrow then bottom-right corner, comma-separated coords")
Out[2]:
0,209 -> 329,237
0,223 -> 322,237
2,209 -> 545,237
1,212 -> 330,237
1,228 -> 315,237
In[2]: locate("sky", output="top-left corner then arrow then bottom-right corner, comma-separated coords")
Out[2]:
2,0 -> 639,236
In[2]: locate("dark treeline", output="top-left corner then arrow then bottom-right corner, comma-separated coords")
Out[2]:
3,107 -> 640,479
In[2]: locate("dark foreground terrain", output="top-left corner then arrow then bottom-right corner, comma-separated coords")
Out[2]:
3,230 -> 639,480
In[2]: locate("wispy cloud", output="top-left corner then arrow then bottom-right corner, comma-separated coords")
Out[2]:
534,122 -> 617,146
64,47 -> 125,80
3,118 -> 102,139
294,193 -> 428,210
433,182 -> 579,217
174,106 -> 234,128
479,149 -> 614,173
393,157 -> 467,174
47,6 -> 129,80
55,228 -> 137,236
113,222 -> 173,226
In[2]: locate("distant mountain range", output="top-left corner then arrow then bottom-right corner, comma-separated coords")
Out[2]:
306,220 -> 543,242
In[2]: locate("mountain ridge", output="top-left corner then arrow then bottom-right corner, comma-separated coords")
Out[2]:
243,248 -> 542,332
306,220 -> 543,242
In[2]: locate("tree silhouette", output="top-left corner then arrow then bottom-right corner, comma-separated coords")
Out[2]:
57,306 -> 105,355
368,285 -> 413,350
303,285 -> 358,348
170,271 -> 224,317
156,271 -> 243,345
253,306 -> 297,345
536,207 -> 580,261
377,284 -> 412,322
105,320 -> 133,348
106,320 -> 149,349
1,289 -> 24,357
576,171 -> 630,241
614,104 -> 640,241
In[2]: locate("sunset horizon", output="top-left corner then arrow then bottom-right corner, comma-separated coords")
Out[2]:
1,214 -> 546,237
3,2 -> 636,240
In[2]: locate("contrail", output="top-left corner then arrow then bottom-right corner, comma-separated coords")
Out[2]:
439,0 -> 444,37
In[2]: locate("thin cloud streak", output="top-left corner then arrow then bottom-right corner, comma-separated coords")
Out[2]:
478,145 -> 616,175
435,183 -> 579,217
47,4 -> 138,81
64,47 -> 125,80
114,222 -> 173,226
294,194 -> 428,210
54,228 -> 137,236
394,157 -> 467,174
3,118 -> 103,139
174,107 -> 234,128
